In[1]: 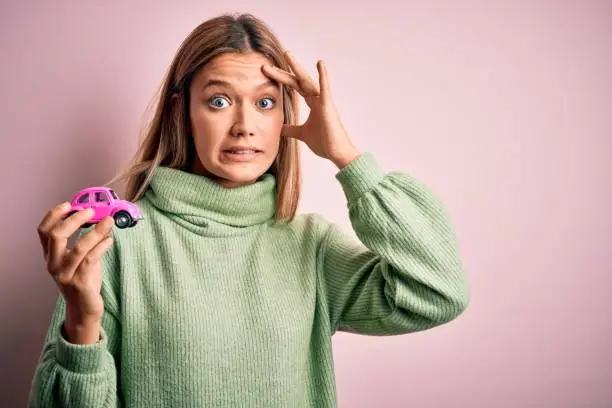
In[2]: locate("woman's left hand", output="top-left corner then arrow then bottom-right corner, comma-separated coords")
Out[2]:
262,51 -> 361,169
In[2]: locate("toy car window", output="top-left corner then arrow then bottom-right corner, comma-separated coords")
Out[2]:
110,190 -> 119,200
78,194 -> 89,204
95,192 -> 109,202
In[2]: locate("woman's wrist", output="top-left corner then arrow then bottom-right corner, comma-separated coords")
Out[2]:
64,308 -> 102,345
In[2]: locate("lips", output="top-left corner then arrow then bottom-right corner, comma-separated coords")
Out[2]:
222,147 -> 262,154
221,147 -> 262,162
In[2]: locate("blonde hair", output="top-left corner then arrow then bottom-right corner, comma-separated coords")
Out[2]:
109,13 -> 301,221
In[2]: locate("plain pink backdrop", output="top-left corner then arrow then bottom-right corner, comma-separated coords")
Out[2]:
1,1 -> 611,406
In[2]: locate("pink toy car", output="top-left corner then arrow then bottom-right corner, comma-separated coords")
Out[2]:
66,186 -> 143,229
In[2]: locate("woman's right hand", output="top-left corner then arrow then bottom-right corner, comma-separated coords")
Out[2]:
37,202 -> 115,344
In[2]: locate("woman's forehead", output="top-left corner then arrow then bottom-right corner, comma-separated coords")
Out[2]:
194,52 -> 278,91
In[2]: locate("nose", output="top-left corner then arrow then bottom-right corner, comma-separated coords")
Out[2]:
230,104 -> 257,138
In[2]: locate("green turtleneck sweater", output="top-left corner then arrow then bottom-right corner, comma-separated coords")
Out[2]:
29,152 -> 469,408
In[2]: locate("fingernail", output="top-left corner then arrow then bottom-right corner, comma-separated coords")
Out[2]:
61,202 -> 71,210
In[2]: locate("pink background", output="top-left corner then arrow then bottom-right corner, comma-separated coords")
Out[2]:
1,1 -> 611,406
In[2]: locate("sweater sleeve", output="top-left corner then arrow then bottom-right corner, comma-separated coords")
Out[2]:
318,152 -> 470,335
28,241 -> 123,408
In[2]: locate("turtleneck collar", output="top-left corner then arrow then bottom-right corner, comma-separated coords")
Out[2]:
143,166 -> 276,228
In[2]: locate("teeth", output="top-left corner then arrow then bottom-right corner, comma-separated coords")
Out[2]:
227,149 -> 255,154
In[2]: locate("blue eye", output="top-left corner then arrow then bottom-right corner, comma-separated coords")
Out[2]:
209,96 -> 229,109
258,97 -> 275,110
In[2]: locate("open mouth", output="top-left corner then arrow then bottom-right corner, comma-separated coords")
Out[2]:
222,148 -> 262,162
222,149 -> 261,154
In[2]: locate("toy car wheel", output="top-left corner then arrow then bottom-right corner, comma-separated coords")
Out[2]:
113,211 -> 132,229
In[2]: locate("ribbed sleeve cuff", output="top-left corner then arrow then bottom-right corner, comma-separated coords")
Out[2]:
335,152 -> 385,203
56,322 -> 108,374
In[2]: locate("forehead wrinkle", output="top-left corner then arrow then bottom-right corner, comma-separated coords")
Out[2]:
200,77 -> 279,93
195,53 -> 280,93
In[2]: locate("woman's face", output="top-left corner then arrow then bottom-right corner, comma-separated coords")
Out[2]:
188,52 -> 285,188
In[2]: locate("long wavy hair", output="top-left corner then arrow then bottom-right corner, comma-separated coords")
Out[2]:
108,13 -> 301,221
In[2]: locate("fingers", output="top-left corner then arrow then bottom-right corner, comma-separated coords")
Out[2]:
38,202 -> 72,259
262,64 -> 299,88
56,217 -> 114,284
262,65 -> 304,97
281,124 -> 301,140
317,60 -> 331,104
262,52 -> 321,98
47,208 -> 96,274
57,236 -> 114,285
83,232 -> 114,267
284,51 -> 320,96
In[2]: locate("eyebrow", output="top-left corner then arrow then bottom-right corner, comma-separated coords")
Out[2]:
200,78 -> 279,92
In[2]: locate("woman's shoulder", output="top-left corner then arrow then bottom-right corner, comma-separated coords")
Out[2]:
281,212 -> 340,243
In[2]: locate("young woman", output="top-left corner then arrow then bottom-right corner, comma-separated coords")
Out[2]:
30,13 -> 469,408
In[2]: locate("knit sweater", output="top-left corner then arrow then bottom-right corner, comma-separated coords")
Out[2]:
29,152 -> 469,408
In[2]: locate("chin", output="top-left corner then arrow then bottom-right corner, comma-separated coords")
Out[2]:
212,164 -> 271,187
193,152 -> 275,187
